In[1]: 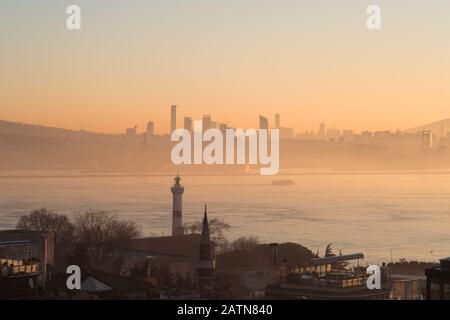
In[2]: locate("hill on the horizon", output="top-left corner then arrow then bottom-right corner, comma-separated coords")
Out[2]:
3,117 -> 450,139
406,118 -> 450,137
0,119 -> 118,140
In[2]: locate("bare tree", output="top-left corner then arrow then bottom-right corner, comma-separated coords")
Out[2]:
229,236 -> 259,252
74,211 -> 141,267
16,208 -> 75,245
183,218 -> 231,247
66,243 -> 90,272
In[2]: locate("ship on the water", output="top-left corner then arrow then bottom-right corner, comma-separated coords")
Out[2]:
271,179 -> 295,186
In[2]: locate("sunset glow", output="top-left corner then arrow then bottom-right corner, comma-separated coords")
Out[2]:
1,0 -> 450,134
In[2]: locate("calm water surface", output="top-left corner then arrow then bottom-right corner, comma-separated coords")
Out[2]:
1,171 -> 449,263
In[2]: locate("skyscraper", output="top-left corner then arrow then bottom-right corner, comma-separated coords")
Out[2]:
171,174 -> 184,236
145,121 -> 154,144
219,123 -> 228,134
171,105 -> 177,133
184,117 -> 193,132
319,123 -> 326,138
421,130 -> 433,151
202,115 -> 212,131
275,113 -> 280,129
146,121 -> 154,137
196,205 -> 215,297
259,115 -> 269,130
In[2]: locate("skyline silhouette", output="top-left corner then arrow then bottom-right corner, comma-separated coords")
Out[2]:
2,1 -> 450,133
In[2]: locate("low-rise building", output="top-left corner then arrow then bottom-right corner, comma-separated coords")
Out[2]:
265,253 -> 390,300
390,274 -> 426,300
425,257 -> 450,300
0,230 -> 55,299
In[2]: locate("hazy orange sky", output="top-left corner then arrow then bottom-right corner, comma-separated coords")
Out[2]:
1,1 -> 450,134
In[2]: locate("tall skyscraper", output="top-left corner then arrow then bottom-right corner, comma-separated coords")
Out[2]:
196,205 -> 215,297
219,123 -> 228,134
146,121 -> 154,137
171,105 -> 177,133
202,115 -> 212,131
184,117 -> 193,132
259,115 -> 269,130
171,174 -> 184,236
421,130 -> 433,151
319,123 -> 326,138
275,113 -> 280,129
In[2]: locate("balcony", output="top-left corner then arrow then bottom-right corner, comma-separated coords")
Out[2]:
286,271 -> 369,291
1,259 -> 40,278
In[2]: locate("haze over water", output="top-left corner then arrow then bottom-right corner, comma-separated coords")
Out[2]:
1,171 -> 449,264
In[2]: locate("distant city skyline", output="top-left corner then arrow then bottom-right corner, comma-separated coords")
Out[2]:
2,110 -> 450,138
2,1 -> 450,133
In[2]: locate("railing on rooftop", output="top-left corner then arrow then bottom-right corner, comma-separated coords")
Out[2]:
286,272 -> 369,289
1,259 -> 40,277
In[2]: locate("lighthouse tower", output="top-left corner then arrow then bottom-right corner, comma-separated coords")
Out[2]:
196,205 -> 216,297
171,174 -> 184,236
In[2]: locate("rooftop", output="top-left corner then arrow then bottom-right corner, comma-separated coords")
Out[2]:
309,253 -> 364,266
440,257 -> 450,269
123,234 -> 202,259
86,271 -> 150,292
266,283 -> 390,300
0,230 -> 45,244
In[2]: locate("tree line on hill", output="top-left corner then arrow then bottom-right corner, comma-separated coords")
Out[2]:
15,208 -> 141,269
15,208 -> 357,276
14,208 -> 260,271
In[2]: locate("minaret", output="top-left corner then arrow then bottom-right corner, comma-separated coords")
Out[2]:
197,205 -> 215,297
171,174 -> 184,236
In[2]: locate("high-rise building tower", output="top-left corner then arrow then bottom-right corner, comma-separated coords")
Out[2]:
219,123 -> 228,134
421,130 -> 433,151
171,174 -> 184,236
196,205 -> 215,297
146,121 -> 154,136
259,115 -> 269,130
171,105 -> 177,133
145,121 -> 154,145
184,117 -> 193,132
318,123 -> 326,138
275,113 -> 280,129
202,115 -> 212,131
